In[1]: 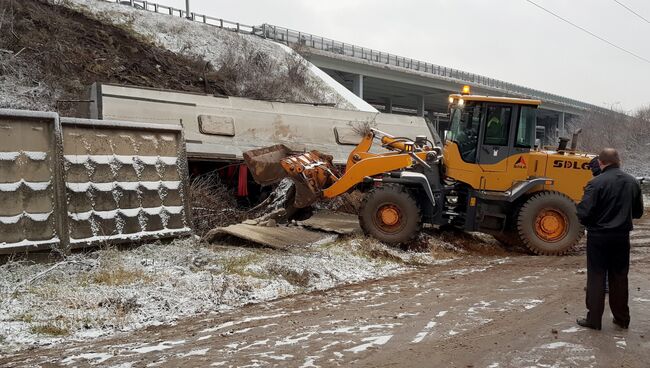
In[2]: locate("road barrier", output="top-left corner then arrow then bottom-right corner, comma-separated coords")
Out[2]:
0,110 -> 192,254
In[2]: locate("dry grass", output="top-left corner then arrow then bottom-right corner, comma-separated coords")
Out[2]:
30,322 -> 70,337
189,171 -> 249,236
14,313 -> 34,323
217,40 -> 322,103
219,253 -> 267,279
0,0 -> 223,115
568,106 -> 650,175
91,266 -> 150,286
355,237 -> 405,264
268,265 -> 312,288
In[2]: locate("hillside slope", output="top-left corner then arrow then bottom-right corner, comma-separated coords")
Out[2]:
0,0 -> 355,115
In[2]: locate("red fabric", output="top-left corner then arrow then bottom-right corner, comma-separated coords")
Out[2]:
237,164 -> 249,197
227,165 -> 237,180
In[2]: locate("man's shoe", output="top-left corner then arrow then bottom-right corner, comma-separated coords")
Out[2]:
612,318 -> 629,329
576,318 -> 601,330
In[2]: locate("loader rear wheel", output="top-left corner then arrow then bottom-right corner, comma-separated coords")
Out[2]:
516,191 -> 583,256
359,185 -> 421,245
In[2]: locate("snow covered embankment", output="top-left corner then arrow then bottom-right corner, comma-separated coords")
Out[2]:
67,0 -> 374,111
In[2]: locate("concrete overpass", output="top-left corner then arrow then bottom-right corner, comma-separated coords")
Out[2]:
101,1 -> 610,143
258,24 -> 611,142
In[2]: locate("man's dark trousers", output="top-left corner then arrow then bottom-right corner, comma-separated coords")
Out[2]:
586,231 -> 630,328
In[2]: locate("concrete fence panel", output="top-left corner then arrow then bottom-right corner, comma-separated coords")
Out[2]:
0,111 -> 64,252
0,109 -> 192,254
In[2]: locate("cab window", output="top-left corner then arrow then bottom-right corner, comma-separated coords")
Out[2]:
484,105 -> 511,146
515,106 -> 536,147
449,104 -> 482,163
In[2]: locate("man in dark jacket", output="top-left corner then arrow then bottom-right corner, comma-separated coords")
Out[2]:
576,148 -> 644,330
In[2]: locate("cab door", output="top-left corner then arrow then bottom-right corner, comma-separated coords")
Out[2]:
477,104 -> 513,173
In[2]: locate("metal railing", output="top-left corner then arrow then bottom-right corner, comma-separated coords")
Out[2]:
103,0 -> 608,114
109,0 -> 261,34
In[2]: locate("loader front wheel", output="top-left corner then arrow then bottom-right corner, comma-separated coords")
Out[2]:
359,185 -> 421,245
516,191 -> 583,256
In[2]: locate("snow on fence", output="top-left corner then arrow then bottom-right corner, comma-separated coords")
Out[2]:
0,110 -> 192,254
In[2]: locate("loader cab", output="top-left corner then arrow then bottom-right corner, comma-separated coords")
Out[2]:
445,89 -> 540,175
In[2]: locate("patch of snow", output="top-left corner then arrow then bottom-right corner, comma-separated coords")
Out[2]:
64,154 -> 176,166
541,341 -> 581,349
69,227 -> 191,243
411,331 -> 428,344
299,356 -> 321,368
0,237 -> 59,250
561,326 -> 581,333
396,312 -> 419,318
0,151 -> 47,161
61,352 -> 113,365
130,339 -> 186,354
279,43 -> 376,113
69,206 -> 184,221
0,180 -> 51,192
440,266 -> 490,276
201,313 -> 289,333
0,151 -> 20,161
0,211 -> 53,224
178,348 -> 210,357
344,335 -> 392,353
512,275 -> 539,284
66,180 -> 181,192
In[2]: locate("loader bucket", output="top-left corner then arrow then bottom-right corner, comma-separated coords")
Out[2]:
243,145 -> 337,209
243,144 -> 292,186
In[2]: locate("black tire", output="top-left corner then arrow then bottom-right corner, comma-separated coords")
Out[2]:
359,185 -> 421,245
516,191 -> 584,256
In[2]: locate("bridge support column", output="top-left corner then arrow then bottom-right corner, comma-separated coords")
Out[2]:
558,112 -> 565,137
384,98 -> 393,113
416,95 -> 425,117
352,74 -> 364,99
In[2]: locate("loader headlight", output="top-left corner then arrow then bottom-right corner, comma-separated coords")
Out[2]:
458,98 -> 465,106
448,97 -> 454,104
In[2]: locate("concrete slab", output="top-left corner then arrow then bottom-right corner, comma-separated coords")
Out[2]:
298,211 -> 361,235
209,224 -> 329,249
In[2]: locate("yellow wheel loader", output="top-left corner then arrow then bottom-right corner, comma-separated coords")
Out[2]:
244,87 -> 595,255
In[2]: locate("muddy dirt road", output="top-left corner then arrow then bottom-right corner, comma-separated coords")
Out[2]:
3,218 -> 650,367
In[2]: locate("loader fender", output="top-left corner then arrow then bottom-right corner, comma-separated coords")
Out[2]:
372,171 -> 436,207
476,178 -> 552,203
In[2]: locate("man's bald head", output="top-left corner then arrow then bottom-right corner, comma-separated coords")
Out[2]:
598,148 -> 621,168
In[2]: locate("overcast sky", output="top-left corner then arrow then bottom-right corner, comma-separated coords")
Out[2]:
156,0 -> 649,112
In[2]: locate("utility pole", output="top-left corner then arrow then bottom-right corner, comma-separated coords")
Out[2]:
185,0 -> 191,19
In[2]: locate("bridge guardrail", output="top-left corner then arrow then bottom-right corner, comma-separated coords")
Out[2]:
101,0 -> 609,114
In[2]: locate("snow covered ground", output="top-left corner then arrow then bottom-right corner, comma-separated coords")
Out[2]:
0,233 -> 473,353
66,0 -> 363,110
